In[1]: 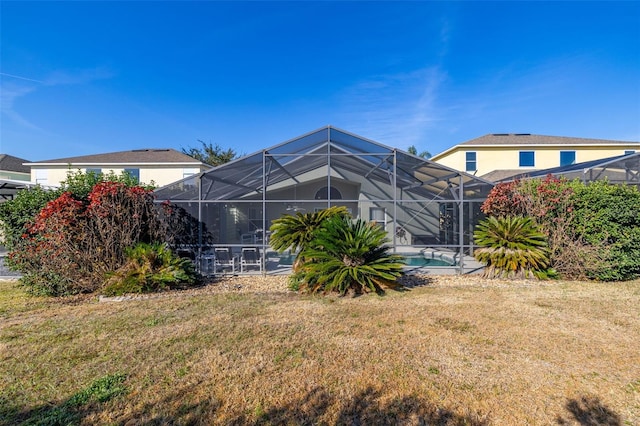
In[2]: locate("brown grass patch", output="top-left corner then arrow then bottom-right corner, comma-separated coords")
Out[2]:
1,276 -> 639,425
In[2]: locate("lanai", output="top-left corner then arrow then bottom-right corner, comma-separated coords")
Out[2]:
154,126 -> 494,274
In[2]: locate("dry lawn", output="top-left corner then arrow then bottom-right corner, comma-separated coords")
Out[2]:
1,275 -> 639,425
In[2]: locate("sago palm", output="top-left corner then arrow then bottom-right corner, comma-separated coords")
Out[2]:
295,216 -> 405,295
474,216 -> 553,279
269,206 -> 350,270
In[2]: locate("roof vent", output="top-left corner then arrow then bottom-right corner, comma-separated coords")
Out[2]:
514,133 -> 531,136
492,133 -> 509,136
132,149 -> 151,152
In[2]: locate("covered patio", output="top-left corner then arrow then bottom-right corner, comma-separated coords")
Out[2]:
154,126 -> 494,275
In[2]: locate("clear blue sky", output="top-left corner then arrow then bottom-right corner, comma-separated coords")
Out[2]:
1,1 -> 639,162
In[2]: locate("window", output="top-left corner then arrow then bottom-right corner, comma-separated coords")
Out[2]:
183,168 -> 199,179
370,207 -> 386,229
124,168 -> 140,183
35,169 -> 48,185
560,151 -> 576,166
314,186 -> 342,200
465,152 -> 477,172
86,168 -> 102,175
625,150 -> 636,155
519,151 -> 535,167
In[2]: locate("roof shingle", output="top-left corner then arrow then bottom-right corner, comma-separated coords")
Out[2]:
0,154 -> 31,173
27,149 -> 202,165
459,134 -> 639,146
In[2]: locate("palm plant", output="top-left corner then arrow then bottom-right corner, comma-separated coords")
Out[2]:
269,206 -> 350,270
295,216 -> 405,295
103,242 -> 198,295
473,216 -> 554,279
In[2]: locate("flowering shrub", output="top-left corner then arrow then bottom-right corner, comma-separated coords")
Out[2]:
479,175 -> 639,281
481,180 -> 527,218
10,182 -> 165,295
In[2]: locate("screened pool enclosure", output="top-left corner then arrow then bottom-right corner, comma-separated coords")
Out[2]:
505,152 -> 640,186
155,127 -> 494,274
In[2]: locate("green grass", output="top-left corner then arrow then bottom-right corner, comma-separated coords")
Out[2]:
1,278 -> 639,425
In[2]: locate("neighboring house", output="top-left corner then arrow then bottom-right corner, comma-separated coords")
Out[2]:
0,154 -> 39,202
26,149 -> 211,188
430,134 -> 640,181
0,154 -> 31,181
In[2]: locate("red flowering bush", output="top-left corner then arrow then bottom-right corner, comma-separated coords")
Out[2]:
10,182 -> 165,295
481,180 -> 527,218
478,175 -> 627,280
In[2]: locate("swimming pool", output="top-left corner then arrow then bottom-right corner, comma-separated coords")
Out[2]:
276,252 -> 455,267
400,253 -> 455,267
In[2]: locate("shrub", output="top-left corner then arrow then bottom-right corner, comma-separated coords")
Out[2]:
294,216 -> 405,295
480,176 -> 640,281
570,181 -> 640,281
480,180 -> 527,218
0,185 -> 61,250
0,169 -> 150,253
103,242 -> 199,296
474,216 -> 554,280
9,180 -> 165,296
269,206 -> 350,272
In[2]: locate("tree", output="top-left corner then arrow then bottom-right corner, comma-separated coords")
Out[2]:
182,140 -> 238,166
407,145 -> 432,159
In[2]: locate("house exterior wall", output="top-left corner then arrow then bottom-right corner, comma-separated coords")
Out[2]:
30,165 -> 206,188
0,170 -> 30,181
433,145 -> 639,177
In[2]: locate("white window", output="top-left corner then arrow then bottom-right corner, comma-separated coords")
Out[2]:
370,207 -> 386,228
183,168 -> 199,179
35,169 -> 48,185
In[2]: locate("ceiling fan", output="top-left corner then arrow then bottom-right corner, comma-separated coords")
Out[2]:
286,204 -> 306,212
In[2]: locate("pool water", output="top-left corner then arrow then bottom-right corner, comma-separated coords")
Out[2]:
401,254 -> 454,267
277,253 -> 454,267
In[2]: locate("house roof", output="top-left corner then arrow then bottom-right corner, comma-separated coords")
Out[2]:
459,133 -> 639,147
0,154 -> 30,173
480,169 -> 525,182
27,149 -> 204,166
431,134 -> 640,160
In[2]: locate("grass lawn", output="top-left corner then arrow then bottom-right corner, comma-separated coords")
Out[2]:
1,276 -> 639,425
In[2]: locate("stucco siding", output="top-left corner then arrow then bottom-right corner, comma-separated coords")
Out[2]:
30,165 -> 203,188
433,145 -> 638,177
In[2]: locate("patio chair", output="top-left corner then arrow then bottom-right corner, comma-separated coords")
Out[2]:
214,247 -> 236,275
199,249 -> 216,276
240,247 -> 262,273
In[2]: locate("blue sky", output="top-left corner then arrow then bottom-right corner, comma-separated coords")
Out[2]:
1,1 -> 639,162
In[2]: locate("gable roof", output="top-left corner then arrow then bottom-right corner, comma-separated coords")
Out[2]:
0,154 -> 30,173
26,149 -> 204,166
